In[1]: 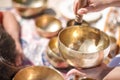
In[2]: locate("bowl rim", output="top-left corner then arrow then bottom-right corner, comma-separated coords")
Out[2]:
12,0 -> 48,8
12,66 -> 64,80
47,37 -> 64,59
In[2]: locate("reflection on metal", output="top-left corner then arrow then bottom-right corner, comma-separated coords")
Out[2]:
13,66 -> 64,80
12,0 -> 47,17
35,15 -> 62,38
58,26 -> 110,68
46,37 -> 69,68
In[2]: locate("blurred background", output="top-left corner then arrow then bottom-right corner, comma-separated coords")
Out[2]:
0,0 -> 120,79
0,0 -> 119,67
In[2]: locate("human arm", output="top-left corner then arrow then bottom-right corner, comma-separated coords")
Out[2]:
2,11 -> 24,66
74,0 -> 120,15
103,67 -> 120,80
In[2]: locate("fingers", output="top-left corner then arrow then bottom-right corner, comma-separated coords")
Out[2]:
77,4 -> 96,15
15,52 -> 24,66
15,44 -> 24,66
77,8 -> 88,14
65,69 -> 86,80
15,54 -> 22,66
74,0 -> 87,14
74,0 -> 80,15
74,0 -> 89,15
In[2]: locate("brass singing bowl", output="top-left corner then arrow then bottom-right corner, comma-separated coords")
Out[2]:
108,36 -> 118,58
58,26 -> 110,68
35,15 -> 62,38
46,37 -> 69,68
67,19 -> 89,27
12,0 -> 47,17
13,66 -> 64,80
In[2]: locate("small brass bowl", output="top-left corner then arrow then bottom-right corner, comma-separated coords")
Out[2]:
12,0 -> 47,17
67,19 -> 89,27
58,26 -> 110,68
13,66 -> 64,80
35,15 -> 62,38
46,37 -> 69,68
108,36 -> 119,58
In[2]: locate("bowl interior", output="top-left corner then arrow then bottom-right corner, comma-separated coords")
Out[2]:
35,15 -> 62,32
59,26 -> 110,53
13,66 -> 64,80
12,0 -> 48,17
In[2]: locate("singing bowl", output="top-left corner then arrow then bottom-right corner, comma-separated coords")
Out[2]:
58,26 -> 110,68
46,37 -> 69,68
108,36 -> 118,58
35,15 -> 62,38
67,19 -> 89,27
13,66 -> 64,80
12,0 -> 47,17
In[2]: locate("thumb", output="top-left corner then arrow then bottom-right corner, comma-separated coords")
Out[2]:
77,4 -> 96,15
65,69 -> 86,80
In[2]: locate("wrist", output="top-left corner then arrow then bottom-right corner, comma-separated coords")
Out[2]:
107,0 -> 119,3
15,41 -> 22,50
106,0 -> 120,7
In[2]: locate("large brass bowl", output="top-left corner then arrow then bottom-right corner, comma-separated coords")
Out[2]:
58,26 -> 110,68
35,15 -> 62,38
12,0 -> 47,17
46,37 -> 69,68
13,66 -> 64,80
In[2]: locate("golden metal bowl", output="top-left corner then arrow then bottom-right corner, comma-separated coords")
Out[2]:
12,0 -> 47,17
58,26 -> 110,68
67,19 -> 89,27
13,66 -> 64,80
108,36 -> 119,59
35,15 -> 62,38
46,37 -> 69,68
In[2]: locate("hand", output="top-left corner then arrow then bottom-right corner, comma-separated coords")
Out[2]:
65,69 -> 86,80
15,42 -> 24,66
66,63 -> 113,80
74,0 -> 111,15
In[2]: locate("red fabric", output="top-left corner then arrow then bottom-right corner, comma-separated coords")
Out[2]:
0,12 -> 3,24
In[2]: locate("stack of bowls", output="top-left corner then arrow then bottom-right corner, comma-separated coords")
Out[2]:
46,37 -> 69,68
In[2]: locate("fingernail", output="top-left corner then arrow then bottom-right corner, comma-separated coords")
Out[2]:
77,10 -> 85,14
